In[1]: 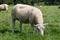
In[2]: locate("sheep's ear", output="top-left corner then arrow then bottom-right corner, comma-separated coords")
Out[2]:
43,23 -> 48,26
34,24 -> 38,26
34,24 -> 40,26
34,23 -> 48,26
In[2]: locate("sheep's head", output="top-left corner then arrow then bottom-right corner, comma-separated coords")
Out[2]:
34,23 -> 48,36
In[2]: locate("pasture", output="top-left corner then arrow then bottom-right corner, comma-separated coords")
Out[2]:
0,5 -> 60,40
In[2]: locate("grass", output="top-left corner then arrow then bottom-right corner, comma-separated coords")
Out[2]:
0,5 -> 60,40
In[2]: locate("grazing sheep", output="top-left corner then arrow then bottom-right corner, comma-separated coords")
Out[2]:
11,4 -> 47,36
0,4 -> 8,11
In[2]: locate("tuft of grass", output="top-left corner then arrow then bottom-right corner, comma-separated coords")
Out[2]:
0,5 -> 60,40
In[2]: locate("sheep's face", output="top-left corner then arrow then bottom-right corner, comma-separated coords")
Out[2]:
38,24 -> 45,36
34,24 -> 45,36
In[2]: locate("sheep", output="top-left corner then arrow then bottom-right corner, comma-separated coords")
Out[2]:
0,4 -> 8,11
11,4 -> 47,36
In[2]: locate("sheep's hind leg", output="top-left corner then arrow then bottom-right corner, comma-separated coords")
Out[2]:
20,22 -> 22,32
12,19 -> 15,33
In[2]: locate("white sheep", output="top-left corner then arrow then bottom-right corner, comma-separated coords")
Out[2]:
11,4 -> 47,36
0,4 -> 8,11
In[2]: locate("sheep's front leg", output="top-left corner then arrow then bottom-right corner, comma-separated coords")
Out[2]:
20,22 -> 22,32
31,24 -> 34,33
12,19 -> 15,33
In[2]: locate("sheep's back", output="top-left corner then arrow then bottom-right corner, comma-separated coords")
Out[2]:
12,4 -> 43,24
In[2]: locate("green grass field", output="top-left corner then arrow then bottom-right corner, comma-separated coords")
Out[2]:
0,5 -> 60,40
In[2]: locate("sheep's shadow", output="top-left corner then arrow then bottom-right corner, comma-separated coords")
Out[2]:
0,29 -> 34,35
0,29 -> 20,33
58,6 -> 60,9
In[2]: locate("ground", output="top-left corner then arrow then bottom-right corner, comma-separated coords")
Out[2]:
0,5 -> 60,40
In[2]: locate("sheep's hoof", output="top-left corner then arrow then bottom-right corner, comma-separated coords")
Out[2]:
19,31 -> 22,33
12,30 -> 14,33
